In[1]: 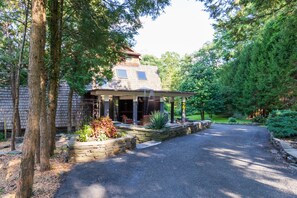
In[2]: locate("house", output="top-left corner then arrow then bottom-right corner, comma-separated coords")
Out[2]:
0,48 -> 193,132
88,48 -> 193,124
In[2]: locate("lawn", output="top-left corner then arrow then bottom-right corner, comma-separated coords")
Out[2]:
176,114 -> 252,124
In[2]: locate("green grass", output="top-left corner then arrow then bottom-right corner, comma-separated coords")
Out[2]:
176,113 -> 252,124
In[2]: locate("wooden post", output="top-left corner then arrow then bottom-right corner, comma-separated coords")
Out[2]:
160,97 -> 165,113
133,96 -> 138,125
4,114 -> 7,139
170,97 -> 174,123
181,97 -> 186,123
103,95 -> 109,117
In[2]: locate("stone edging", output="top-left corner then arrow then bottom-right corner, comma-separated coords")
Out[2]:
117,121 -> 212,143
269,132 -> 297,164
68,135 -> 136,163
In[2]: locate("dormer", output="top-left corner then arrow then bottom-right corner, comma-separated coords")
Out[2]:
119,48 -> 141,67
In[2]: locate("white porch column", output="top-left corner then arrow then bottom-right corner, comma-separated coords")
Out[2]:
133,96 -> 138,125
103,95 -> 110,117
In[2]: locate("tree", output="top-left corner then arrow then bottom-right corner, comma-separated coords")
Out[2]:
179,43 -> 223,120
17,0 -> 46,196
0,1 -> 30,150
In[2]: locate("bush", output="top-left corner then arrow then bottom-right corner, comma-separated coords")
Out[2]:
228,117 -> 237,123
0,133 -> 5,141
148,111 -> 168,129
91,117 -> 117,138
267,110 -> 297,138
251,115 -> 266,124
75,125 -> 93,142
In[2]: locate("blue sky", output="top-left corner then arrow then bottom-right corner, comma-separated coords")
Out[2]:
134,0 -> 214,57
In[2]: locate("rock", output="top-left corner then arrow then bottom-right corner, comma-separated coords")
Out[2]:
7,150 -> 22,155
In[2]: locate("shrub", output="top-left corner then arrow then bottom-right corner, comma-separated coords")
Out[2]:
91,117 -> 117,138
228,117 -> 237,123
75,125 -> 93,142
148,111 -> 168,129
0,133 -> 5,141
267,110 -> 297,138
251,115 -> 266,124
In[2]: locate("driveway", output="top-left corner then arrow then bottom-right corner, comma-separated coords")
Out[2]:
55,124 -> 297,198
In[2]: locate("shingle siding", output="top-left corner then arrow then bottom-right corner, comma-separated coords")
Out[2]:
0,82 -> 81,130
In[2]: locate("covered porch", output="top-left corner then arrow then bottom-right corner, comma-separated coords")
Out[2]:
90,89 -> 194,125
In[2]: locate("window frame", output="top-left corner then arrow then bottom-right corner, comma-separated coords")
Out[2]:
116,69 -> 128,79
137,71 -> 147,80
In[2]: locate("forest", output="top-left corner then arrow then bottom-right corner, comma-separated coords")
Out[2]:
0,0 -> 296,197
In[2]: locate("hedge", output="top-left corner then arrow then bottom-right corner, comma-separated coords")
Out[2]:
266,110 -> 297,138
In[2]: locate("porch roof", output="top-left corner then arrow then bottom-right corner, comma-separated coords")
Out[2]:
90,89 -> 194,98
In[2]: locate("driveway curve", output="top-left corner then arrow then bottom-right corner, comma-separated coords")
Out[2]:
55,124 -> 297,198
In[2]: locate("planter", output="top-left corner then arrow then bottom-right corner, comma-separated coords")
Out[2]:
68,135 -> 136,163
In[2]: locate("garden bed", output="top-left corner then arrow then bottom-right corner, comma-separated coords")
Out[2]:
68,135 -> 136,163
116,120 -> 212,143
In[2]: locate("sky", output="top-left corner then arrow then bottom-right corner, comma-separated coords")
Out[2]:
134,0 -> 215,57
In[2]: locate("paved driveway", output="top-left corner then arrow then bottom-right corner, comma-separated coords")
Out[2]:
55,124 -> 297,198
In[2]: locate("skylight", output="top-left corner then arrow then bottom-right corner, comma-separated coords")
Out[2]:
117,69 -> 127,79
137,71 -> 147,80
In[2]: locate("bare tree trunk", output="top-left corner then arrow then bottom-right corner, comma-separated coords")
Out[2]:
48,0 -> 63,156
10,0 -> 30,151
16,0 -> 46,196
40,61 -> 50,171
67,88 -> 73,133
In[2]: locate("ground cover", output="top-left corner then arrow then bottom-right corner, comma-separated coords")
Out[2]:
0,136 -> 72,198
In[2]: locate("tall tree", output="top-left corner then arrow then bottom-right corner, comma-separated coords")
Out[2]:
16,0 -> 46,196
47,0 -> 63,156
179,43 -> 223,120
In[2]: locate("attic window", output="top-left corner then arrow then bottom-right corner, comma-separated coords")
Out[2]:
117,69 -> 127,79
137,71 -> 147,80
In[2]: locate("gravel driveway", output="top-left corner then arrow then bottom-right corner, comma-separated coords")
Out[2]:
55,124 -> 297,198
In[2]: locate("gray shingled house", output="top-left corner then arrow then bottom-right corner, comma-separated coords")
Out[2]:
0,48 -> 193,131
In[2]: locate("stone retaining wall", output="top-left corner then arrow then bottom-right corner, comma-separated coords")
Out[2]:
116,121 -> 212,143
270,133 -> 297,164
68,135 -> 136,163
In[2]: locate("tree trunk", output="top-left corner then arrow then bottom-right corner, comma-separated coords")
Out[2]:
48,0 -> 63,156
16,0 -> 46,196
40,60 -> 50,171
67,88 -> 73,133
10,0 -> 30,151
200,110 -> 205,120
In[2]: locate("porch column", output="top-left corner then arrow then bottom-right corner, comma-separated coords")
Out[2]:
103,95 -> 110,117
160,97 -> 165,113
133,96 -> 138,125
170,97 -> 174,123
181,96 -> 186,123
97,96 -> 102,118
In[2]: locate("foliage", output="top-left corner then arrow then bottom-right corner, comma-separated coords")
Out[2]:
0,133 -> 5,141
228,117 -> 237,123
251,116 -> 266,124
267,110 -> 297,138
148,111 -> 168,129
75,125 -> 93,142
91,117 -> 117,138
219,11 -> 297,116
179,43 -> 224,120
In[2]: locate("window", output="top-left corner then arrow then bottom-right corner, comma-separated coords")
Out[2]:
117,69 -> 127,79
137,71 -> 147,80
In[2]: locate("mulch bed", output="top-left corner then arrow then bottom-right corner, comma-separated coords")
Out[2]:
0,136 -> 73,198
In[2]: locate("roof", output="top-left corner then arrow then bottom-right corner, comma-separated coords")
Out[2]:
90,88 -> 194,97
98,65 -> 162,91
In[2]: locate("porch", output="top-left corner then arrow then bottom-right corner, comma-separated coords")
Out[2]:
89,89 -> 194,125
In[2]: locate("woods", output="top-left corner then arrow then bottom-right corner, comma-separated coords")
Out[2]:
1,0 -> 297,196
